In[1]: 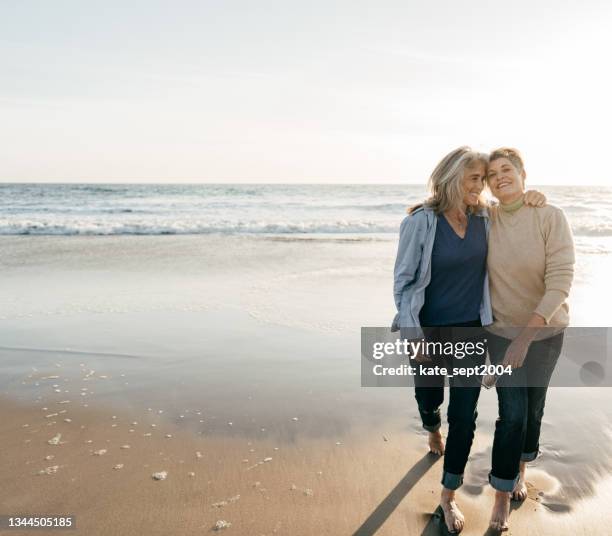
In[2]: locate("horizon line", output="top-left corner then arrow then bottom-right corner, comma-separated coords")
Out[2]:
0,181 -> 606,187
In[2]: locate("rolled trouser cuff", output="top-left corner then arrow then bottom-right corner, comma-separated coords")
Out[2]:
441,471 -> 463,490
423,422 -> 441,432
521,450 -> 538,462
489,472 -> 519,492
419,408 -> 441,432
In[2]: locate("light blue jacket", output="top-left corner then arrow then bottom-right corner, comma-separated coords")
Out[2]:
391,206 -> 493,333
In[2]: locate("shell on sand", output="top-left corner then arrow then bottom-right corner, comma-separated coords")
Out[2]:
213,520 -> 231,531
38,465 -> 60,475
196,451 -> 203,459
93,449 -> 107,456
47,433 -> 62,445
152,471 -> 168,481
120,445 -> 131,449
212,495 -> 239,508
113,464 -> 124,470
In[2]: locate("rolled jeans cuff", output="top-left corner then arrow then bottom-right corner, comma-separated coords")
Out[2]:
521,450 -> 539,462
422,422 -> 441,433
488,472 -> 519,492
419,408 -> 441,433
441,471 -> 463,491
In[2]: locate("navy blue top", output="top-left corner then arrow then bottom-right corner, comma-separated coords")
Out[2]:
419,213 -> 487,327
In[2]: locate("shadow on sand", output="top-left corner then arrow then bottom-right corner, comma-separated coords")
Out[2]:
352,453 -> 440,536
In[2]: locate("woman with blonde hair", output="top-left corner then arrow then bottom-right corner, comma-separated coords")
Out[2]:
392,146 -> 544,533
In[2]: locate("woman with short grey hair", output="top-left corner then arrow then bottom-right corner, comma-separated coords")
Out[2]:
485,147 -> 574,532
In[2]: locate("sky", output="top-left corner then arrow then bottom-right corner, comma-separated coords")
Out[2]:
1,0 -> 611,184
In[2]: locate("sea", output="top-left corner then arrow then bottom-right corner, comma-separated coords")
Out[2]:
0,184 -> 610,250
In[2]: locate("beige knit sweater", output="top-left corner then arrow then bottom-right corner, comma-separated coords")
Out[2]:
486,203 -> 575,339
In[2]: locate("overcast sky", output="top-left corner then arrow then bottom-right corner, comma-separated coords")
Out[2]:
1,0 -> 611,184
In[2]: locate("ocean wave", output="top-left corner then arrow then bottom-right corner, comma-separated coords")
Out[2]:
1,218 -> 611,237
0,219 -> 398,236
572,224 -> 612,237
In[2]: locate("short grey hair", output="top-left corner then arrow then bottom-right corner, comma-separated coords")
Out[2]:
422,146 -> 489,214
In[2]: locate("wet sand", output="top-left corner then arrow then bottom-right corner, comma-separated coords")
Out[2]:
3,386 -> 612,536
1,235 -> 612,535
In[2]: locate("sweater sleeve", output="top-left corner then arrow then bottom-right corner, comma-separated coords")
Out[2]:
534,207 -> 575,323
393,215 -> 424,312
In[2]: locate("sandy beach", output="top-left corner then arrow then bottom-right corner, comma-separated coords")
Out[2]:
1,234 -> 612,535
3,0 -> 612,529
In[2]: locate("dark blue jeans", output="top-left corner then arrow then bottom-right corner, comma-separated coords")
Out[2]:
414,320 -> 485,490
487,331 -> 564,492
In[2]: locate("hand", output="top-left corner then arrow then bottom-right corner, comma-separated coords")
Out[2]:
524,189 -> 546,207
482,374 -> 498,389
502,337 -> 531,369
413,347 -> 431,363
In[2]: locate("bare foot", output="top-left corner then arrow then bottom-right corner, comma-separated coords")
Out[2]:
440,488 -> 465,533
428,430 -> 445,456
489,491 -> 510,532
512,461 -> 528,501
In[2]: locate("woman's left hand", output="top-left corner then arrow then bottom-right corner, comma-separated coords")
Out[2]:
502,337 -> 531,369
524,190 -> 547,207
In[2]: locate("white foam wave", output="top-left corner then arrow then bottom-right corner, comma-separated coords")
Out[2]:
0,219 -> 398,236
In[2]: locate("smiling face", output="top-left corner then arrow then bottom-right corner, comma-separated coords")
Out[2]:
461,160 -> 486,208
487,157 -> 526,203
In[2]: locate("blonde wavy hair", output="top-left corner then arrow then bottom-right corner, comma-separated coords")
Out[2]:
409,146 -> 489,214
